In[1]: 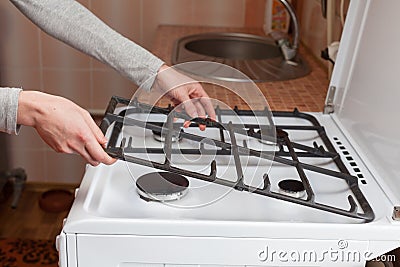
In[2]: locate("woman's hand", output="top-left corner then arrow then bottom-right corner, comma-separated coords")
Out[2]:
17,91 -> 116,166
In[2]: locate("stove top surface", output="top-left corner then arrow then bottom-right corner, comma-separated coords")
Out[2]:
83,161 -> 366,223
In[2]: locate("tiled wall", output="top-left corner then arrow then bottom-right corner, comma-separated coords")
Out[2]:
0,0 -> 252,184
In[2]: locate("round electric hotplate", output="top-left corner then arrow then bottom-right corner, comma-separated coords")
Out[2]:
136,172 -> 189,202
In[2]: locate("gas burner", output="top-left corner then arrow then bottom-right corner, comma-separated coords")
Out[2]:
152,129 -> 183,143
256,129 -> 276,145
256,129 -> 288,145
276,129 -> 289,138
136,172 -> 189,202
278,179 -> 306,198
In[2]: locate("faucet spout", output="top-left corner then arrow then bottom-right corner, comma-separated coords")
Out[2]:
279,0 -> 299,51
268,0 -> 299,61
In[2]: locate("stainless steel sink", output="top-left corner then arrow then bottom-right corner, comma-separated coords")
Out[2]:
172,32 -> 310,82
183,35 -> 282,60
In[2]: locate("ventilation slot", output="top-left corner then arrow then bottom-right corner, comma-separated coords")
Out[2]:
333,137 -> 367,185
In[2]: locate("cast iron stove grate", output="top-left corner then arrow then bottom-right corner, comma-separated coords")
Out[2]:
100,96 -> 375,222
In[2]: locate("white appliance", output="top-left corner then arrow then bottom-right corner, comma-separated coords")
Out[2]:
56,1 -> 400,266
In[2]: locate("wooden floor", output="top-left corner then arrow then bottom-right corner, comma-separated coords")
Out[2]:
1,182 -> 399,266
0,183 -> 76,240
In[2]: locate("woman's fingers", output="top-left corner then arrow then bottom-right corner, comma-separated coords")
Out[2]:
182,98 -> 199,119
200,97 -> 216,121
73,143 -> 99,166
83,139 -> 116,165
69,132 -> 116,166
194,100 -> 207,131
82,109 -> 108,144
80,113 -> 117,165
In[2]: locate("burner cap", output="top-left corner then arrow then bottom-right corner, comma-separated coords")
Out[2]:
152,129 -> 183,143
136,172 -> 189,202
278,179 -> 306,198
276,129 -> 289,138
256,129 -> 276,145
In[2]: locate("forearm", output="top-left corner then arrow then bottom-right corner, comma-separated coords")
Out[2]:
9,0 -> 164,90
0,87 -> 22,134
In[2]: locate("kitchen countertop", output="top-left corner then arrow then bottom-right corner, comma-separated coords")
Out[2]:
151,25 -> 329,112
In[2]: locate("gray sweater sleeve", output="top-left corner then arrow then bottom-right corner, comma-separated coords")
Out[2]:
9,0 -> 165,90
0,88 -> 22,134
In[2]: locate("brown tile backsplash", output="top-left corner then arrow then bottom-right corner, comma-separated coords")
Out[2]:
44,151 -> 86,184
7,127 -> 46,151
41,32 -> 91,69
245,0 -> 266,27
141,0 -> 165,49
192,0 -> 245,27
8,149 -> 46,183
0,69 -> 41,90
91,69 -> 137,109
0,1 -> 40,69
151,0 -> 193,26
42,69 -> 91,108
90,0 -> 142,43
299,0 -> 328,66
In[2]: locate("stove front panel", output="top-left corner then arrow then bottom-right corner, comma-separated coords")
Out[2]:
75,234 -> 369,267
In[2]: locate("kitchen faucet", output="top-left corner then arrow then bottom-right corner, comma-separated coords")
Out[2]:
269,0 -> 299,61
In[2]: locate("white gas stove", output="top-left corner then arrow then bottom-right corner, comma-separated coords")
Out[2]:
56,1 -> 400,266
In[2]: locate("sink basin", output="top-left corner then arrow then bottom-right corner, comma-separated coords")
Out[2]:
172,32 -> 310,82
183,36 -> 281,60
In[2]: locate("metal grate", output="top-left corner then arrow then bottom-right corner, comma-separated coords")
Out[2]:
100,96 -> 375,222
